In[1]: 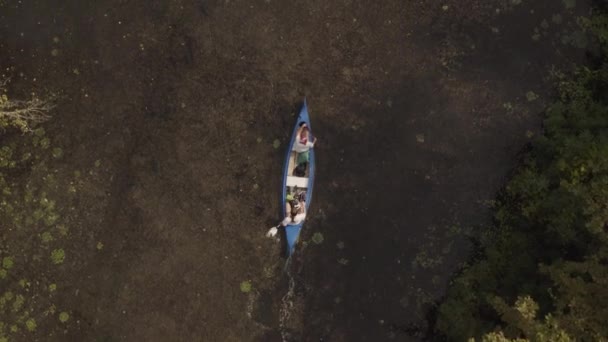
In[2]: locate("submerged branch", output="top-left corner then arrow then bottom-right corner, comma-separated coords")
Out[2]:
0,78 -> 55,131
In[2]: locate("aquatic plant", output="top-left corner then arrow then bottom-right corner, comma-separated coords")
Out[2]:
39,138 -> 50,149
58,312 -> 69,323
44,212 -> 59,226
2,257 -> 13,269
12,295 -> 24,312
0,116 -> 72,339
51,147 -> 62,159
563,0 -> 576,9
412,249 -> 443,269
272,139 -> 281,149
552,14 -> 563,24
311,232 -> 324,244
526,91 -> 539,101
50,249 -> 65,264
562,30 -> 588,49
56,225 -> 68,236
541,20 -> 550,30
41,232 -> 53,243
25,318 -> 36,332
240,281 -> 252,293
262,266 -> 274,279
0,82 -> 54,132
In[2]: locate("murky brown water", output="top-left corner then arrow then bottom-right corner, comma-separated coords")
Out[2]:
0,0 -> 589,340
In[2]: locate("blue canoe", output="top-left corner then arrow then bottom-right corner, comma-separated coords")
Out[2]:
282,99 -> 315,256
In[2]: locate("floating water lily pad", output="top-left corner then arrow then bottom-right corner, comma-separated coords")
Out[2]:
40,138 -> 50,149
552,14 -> 563,24
59,312 -> 70,323
240,280 -> 252,293
25,318 -> 37,331
51,249 -> 65,264
52,147 -> 63,158
2,257 -> 14,269
526,91 -> 539,102
42,232 -> 54,243
312,232 -> 324,244
562,0 -> 575,9
540,19 -> 549,29
568,30 -> 588,49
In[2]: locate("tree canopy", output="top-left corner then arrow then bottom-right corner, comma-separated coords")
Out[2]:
435,9 -> 608,342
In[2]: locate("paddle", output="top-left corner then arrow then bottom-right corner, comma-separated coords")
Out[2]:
266,224 -> 280,238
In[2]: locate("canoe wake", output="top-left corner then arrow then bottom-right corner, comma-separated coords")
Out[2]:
279,261 -> 296,342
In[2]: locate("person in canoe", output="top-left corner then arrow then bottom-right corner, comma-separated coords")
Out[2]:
266,198 -> 306,238
292,122 -> 317,173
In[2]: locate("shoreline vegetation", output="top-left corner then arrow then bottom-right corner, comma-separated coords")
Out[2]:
0,80 -> 72,340
433,7 -> 608,342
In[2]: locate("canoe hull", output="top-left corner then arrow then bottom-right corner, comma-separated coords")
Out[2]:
281,99 -> 315,255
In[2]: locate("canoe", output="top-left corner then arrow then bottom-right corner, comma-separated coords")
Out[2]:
281,99 -> 315,256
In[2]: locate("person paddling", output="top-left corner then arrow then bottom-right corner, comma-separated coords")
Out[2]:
266,199 -> 306,238
293,122 -> 317,165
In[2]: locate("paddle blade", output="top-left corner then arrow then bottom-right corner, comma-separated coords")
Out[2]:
266,227 -> 278,238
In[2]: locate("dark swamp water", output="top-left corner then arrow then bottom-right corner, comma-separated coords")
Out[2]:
0,0 -> 591,341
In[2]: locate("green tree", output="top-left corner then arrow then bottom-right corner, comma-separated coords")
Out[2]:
434,9 -> 608,342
